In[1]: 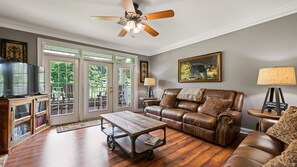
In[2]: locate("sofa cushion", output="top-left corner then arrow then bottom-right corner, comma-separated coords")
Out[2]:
263,140 -> 297,167
145,113 -> 161,121
144,106 -> 164,116
200,97 -> 232,117
183,112 -> 217,130
160,94 -> 177,108
176,100 -> 199,112
231,146 -> 276,164
162,108 -> 189,121
201,89 -> 236,103
239,131 -> 283,156
163,88 -> 182,96
224,156 -> 263,167
266,106 -> 297,144
162,117 -> 183,131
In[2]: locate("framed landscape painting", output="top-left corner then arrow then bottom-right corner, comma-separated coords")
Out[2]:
0,39 -> 28,63
140,61 -> 148,83
178,52 -> 222,82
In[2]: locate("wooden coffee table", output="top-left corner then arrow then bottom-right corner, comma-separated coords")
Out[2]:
100,111 -> 167,160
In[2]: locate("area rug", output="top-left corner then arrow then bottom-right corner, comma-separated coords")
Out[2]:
56,119 -> 101,133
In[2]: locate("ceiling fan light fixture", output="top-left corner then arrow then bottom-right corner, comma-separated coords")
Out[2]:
126,20 -> 136,29
123,25 -> 130,31
133,23 -> 145,33
133,27 -> 140,33
92,0 -> 175,37
137,23 -> 145,31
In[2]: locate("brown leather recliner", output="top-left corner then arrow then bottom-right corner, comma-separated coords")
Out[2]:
224,118 -> 282,167
144,88 -> 244,146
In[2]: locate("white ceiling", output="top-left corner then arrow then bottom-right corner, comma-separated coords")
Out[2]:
0,0 -> 297,56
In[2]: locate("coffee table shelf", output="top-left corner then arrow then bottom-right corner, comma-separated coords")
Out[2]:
115,134 -> 164,154
100,111 -> 167,160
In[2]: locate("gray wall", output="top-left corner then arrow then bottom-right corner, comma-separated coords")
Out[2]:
137,55 -> 150,109
0,28 -> 38,65
150,13 -> 297,130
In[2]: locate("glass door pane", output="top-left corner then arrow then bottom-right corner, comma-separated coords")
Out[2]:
50,61 -> 74,116
84,61 -> 112,120
12,100 -> 32,144
118,67 -> 132,108
14,104 -> 30,119
88,64 -> 108,111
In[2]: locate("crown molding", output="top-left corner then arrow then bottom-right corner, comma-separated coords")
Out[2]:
0,17 -> 151,56
150,2 -> 297,56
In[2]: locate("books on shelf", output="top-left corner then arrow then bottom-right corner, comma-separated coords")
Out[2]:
144,134 -> 160,146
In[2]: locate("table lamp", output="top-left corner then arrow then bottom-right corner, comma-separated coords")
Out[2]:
257,66 -> 296,115
144,78 -> 156,98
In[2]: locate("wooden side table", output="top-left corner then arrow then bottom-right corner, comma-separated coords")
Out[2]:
247,109 -> 281,131
139,97 -> 157,111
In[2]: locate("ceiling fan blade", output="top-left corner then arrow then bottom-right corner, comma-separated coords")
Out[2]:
117,20 -> 127,26
144,10 -> 175,20
122,0 -> 136,14
91,16 -> 122,20
118,28 -> 128,37
142,23 -> 159,37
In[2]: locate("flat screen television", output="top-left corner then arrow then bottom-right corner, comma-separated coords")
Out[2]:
0,57 -> 45,98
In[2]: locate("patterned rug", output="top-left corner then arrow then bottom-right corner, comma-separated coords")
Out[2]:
56,119 -> 101,133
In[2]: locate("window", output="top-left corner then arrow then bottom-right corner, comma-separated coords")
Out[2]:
82,51 -> 113,61
115,55 -> 135,64
43,44 -> 79,57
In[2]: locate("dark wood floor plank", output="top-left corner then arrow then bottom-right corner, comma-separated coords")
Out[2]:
5,126 -> 245,167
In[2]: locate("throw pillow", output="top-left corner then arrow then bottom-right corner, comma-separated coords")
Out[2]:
266,106 -> 297,144
160,94 -> 177,108
263,140 -> 297,167
200,97 -> 232,117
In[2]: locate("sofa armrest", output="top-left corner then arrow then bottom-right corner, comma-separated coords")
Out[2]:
144,100 -> 161,107
215,110 -> 241,146
218,110 -> 241,125
260,118 -> 278,133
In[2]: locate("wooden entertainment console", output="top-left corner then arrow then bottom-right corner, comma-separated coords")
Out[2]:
0,95 -> 50,154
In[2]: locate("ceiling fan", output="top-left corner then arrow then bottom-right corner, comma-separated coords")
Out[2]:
91,0 -> 175,37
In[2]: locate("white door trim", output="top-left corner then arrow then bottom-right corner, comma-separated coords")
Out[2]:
83,60 -> 113,120
44,55 -> 80,125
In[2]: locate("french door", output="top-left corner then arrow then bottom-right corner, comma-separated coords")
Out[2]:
44,55 -> 79,125
83,61 -> 112,120
114,63 -> 134,112
44,54 -> 135,125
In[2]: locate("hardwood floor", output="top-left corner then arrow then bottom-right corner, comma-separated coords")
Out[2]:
6,126 -> 245,167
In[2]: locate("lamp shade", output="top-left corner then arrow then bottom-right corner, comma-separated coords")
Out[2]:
257,66 -> 296,85
144,78 -> 156,86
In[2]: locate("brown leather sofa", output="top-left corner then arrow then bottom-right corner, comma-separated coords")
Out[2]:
225,118 -> 281,167
144,88 -> 244,146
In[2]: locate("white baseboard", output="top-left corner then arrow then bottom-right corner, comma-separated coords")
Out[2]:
240,127 -> 254,134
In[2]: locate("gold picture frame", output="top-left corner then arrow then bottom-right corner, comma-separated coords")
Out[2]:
140,61 -> 148,83
1,39 -> 28,63
178,52 -> 222,82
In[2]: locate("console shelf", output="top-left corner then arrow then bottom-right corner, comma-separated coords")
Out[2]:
0,95 -> 50,154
